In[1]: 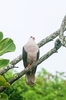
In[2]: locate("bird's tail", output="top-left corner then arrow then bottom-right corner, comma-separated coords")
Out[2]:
26,73 -> 35,86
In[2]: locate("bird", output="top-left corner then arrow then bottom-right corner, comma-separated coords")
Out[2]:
22,36 -> 39,86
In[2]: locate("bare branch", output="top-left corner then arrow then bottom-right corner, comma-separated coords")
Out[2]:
10,54 -> 22,65
38,29 -> 60,47
0,29 -> 60,75
0,15 -> 66,75
0,16 -> 66,93
0,64 -> 19,75
59,15 -> 66,47
0,39 -> 62,92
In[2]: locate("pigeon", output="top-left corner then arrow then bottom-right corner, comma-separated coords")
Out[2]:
22,36 -> 39,86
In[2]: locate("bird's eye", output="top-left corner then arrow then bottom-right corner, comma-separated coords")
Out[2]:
31,36 -> 33,38
33,37 -> 35,40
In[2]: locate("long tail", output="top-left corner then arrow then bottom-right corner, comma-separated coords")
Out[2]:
26,73 -> 35,86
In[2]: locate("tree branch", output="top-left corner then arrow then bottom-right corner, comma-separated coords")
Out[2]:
0,15 -> 66,75
59,15 -> 66,47
0,29 -> 60,75
0,15 -> 66,92
0,39 -> 62,92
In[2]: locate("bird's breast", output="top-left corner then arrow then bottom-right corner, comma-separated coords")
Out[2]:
24,42 -> 39,64
27,52 -> 37,64
24,44 -> 39,52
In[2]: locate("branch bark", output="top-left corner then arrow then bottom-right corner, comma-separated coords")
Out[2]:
0,39 -> 62,92
59,15 -> 66,46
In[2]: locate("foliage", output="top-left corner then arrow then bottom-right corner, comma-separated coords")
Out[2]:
0,59 -> 9,68
0,93 -> 8,100
4,68 -> 66,100
0,31 -> 16,100
0,31 -> 16,68
0,38 -> 16,56
0,75 -> 10,87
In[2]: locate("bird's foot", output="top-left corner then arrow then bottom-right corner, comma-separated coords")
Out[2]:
26,64 -> 31,70
27,64 -> 31,68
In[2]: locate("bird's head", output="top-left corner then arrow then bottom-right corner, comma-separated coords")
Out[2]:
30,36 -> 35,40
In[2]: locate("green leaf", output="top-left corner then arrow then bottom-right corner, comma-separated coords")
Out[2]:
0,59 -> 9,68
0,32 -> 3,41
0,38 -> 16,56
0,93 -> 8,100
0,75 -> 10,87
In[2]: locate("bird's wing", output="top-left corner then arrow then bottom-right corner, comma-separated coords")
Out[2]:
22,47 -> 28,68
37,49 -> 40,60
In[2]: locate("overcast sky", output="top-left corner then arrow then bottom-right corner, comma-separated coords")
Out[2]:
0,0 -> 66,74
